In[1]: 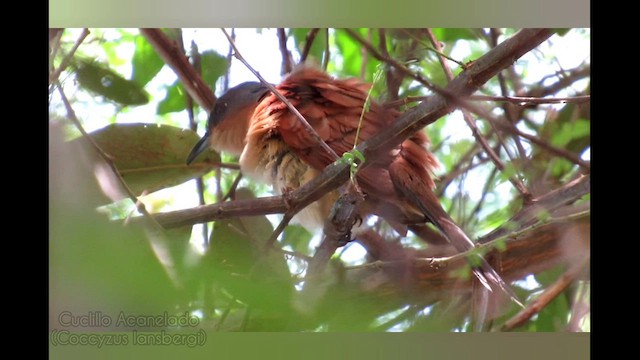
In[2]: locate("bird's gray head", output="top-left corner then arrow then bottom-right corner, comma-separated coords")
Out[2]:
208,82 -> 270,128
186,82 -> 269,164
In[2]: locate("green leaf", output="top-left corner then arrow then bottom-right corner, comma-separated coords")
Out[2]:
497,161 -> 519,182
291,28 -> 326,64
335,29 -> 362,77
431,28 -> 477,42
352,149 -> 365,163
131,35 -> 165,86
494,237 -> 507,252
281,224 -> 313,254
202,188 -> 293,324
77,123 -> 221,196
552,28 -> 572,37
341,152 -> 354,164
157,81 -> 187,114
200,50 -> 228,89
73,58 -> 149,106
532,291 -> 569,331
51,124 -> 180,323
550,119 -> 590,147
550,158 -> 573,178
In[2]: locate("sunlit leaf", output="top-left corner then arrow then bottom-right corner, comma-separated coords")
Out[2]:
132,35 -> 165,86
77,123 -> 220,196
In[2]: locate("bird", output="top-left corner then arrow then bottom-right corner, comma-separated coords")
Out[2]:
187,65 -> 521,309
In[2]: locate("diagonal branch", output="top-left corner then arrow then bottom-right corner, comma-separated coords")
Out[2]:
500,254 -> 589,331
140,28 -> 216,112
300,28 -> 320,63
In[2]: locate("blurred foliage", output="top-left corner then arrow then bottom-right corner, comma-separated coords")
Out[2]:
49,28 -> 590,333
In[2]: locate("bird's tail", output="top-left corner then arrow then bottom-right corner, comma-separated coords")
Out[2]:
388,150 -> 523,317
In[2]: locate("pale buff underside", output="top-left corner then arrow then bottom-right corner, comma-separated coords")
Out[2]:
240,137 -> 338,231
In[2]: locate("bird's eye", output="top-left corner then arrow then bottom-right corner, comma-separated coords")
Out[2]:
214,102 -> 227,115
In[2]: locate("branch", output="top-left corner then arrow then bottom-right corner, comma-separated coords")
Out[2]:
427,28 -> 532,201
277,28 -> 293,74
300,28 -> 320,63
480,174 -> 590,242
56,82 -> 163,230
500,254 -> 589,331
49,28 -> 90,84
360,29 -> 554,158
140,28 -> 216,111
471,95 -> 590,104
321,212 -> 589,314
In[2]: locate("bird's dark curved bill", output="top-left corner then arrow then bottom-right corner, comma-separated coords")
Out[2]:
186,133 -> 211,165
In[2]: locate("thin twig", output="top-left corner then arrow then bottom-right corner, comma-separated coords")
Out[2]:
220,28 -> 339,163
457,99 -> 591,170
300,28 -> 320,63
49,29 -> 64,74
378,29 -> 401,101
463,167 -> 499,229
55,82 -> 163,230
345,209 -> 590,272
360,29 -> 370,80
49,28 -> 90,84
277,28 -> 293,74
471,95 -> 591,104
480,174 -> 590,242
343,28 -> 441,95
435,147 -> 486,197
384,95 -> 591,108
487,29 -> 529,174
388,92 -> 590,171
223,28 -> 235,93
221,173 -> 243,201
427,28 -> 531,201
398,28 -> 466,68
180,34 -> 209,245
219,29 -> 236,204
322,28 -> 330,71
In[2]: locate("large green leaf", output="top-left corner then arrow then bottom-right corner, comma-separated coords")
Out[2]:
72,57 -> 149,106
199,188 -> 295,330
50,123 -> 180,329
79,123 -> 220,195
131,35 -> 165,87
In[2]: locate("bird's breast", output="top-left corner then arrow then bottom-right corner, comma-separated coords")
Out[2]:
239,136 -> 338,231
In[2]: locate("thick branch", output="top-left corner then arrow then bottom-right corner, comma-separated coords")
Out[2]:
339,213 -> 589,304
481,174 -> 590,242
